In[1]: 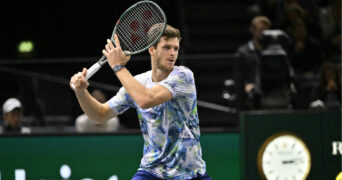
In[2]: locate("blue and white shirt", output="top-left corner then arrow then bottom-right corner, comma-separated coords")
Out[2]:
107,66 -> 206,179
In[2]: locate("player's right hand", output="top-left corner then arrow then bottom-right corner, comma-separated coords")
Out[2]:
70,68 -> 89,91
102,34 -> 131,69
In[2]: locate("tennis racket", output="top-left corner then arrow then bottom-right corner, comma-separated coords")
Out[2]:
72,0 -> 167,89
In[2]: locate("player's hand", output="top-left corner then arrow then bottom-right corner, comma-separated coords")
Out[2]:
102,34 -> 131,69
70,68 -> 89,91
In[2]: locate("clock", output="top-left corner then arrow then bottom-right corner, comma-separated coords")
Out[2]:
257,132 -> 311,180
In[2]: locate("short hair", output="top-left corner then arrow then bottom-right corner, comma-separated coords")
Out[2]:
149,24 -> 181,48
250,16 -> 272,29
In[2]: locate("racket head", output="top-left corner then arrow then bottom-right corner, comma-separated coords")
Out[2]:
112,0 -> 167,55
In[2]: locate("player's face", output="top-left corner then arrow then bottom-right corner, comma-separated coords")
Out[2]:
153,37 -> 179,72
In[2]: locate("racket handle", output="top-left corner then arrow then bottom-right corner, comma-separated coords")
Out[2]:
71,62 -> 101,90
86,62 -> 102,80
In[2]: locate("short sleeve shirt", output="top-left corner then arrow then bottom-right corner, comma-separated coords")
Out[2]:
107,66 -> 206,179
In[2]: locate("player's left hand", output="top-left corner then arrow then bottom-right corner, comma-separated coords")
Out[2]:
102,34 -> 131,69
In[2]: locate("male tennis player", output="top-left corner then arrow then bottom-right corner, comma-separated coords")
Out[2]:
70,25 -> 211,180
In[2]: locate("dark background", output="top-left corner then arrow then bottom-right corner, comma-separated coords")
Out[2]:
0,0 -> 248,128
0,0 -> 182,59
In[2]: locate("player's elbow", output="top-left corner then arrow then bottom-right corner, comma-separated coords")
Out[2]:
136,92 -> 155,109
137,89 -> 170,109
138,101 -> 152,109
137,96 -> 156,109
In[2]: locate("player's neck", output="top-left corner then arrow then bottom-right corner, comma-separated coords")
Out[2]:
151,67 -> 172,82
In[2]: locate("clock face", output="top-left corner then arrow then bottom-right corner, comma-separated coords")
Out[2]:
258,133 -> 311,180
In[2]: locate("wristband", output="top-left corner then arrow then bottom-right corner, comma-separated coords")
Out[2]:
113,64 -> 125,73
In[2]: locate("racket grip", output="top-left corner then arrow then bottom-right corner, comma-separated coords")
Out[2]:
71,62 -> 103,90
86,63 -> 102,80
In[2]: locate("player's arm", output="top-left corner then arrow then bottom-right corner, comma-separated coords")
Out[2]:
70,68 -> 117,123
102,34 -> 172,109
115,68 -> 172,109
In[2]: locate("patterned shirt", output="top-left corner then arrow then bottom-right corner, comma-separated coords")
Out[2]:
107,66 -> 206,179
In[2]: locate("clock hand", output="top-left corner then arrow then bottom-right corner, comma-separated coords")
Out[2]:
282,158 -> 304,164
282,160 -> 294,164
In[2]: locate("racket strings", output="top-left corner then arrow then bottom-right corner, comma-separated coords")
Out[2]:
120,3 -> 159,49
115,1 -> 166,54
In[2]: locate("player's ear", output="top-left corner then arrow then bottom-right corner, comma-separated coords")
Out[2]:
148,46 -> 156,55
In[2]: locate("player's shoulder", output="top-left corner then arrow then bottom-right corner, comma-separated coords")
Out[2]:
172,66 -> 194,76
169,66 -> 195,84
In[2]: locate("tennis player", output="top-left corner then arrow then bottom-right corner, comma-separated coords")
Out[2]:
70,25 -> 211,180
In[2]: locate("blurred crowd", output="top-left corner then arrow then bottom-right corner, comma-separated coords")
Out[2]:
236,0 -> 341,111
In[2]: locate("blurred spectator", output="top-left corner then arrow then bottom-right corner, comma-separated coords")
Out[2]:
236,16 -> 295,110
236,16 -> 270,109
1,98 -> 31,134
318,0 -> 341,63
75,89 -> 120,133
310,63 -> 341,110
280,0 -> 306,27
277,0 -> 321,39
287,18 -> 325,76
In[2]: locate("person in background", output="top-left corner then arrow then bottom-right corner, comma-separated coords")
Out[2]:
310,63 -> 341,110
236,16 -> 272,110
1,98 -> 30,134
287,18 -> 325,76
75,89 -> 120,133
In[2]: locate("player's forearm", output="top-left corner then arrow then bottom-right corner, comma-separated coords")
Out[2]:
115,68 -> 154,108
74,90 -> 109,123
